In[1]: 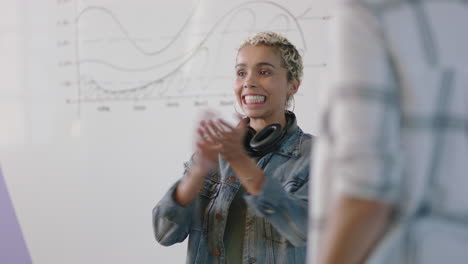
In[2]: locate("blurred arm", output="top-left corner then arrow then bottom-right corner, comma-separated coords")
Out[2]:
313,2 -> 402,263
319,196 -> 392,264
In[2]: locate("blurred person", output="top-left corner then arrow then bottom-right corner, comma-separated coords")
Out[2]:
309,0 -> 468,264
153,32 -> 313,263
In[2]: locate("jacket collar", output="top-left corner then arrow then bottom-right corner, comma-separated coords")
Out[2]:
273,126 -> 304,158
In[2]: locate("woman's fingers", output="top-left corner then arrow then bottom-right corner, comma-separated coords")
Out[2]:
200,120 -> 220,142
237,117 -> 248,130
195,115 -> 249,164
207,120 -> 228,140
199,118 -> 245,155
197,126 -> 212,143
197,124 -> 220,152
216,119 -> 235,131
197,141 -> 221,151
216,118 -> 247,137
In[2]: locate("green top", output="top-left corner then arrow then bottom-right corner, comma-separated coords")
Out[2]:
223,186 -> 247,264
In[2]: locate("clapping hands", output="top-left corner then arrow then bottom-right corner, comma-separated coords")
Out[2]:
195,111 -> 248,167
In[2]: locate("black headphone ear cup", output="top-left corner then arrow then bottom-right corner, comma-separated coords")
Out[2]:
244,111 -> 297,157
250,124 -> 282,152
243,127 -> 257,155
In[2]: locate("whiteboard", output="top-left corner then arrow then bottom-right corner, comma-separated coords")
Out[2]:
0,0 -> 331,263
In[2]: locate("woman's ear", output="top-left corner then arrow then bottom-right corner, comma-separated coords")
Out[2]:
288,79 -> 300,96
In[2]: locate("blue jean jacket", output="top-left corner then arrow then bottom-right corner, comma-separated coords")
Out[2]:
153,127 -> 313,264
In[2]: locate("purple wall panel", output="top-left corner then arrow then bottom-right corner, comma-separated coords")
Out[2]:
0,166 -> 32,264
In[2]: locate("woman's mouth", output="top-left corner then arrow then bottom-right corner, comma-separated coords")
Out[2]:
243,95 -> 266,105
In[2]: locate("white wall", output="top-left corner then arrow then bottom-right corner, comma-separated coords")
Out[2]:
0,0 -> 331,263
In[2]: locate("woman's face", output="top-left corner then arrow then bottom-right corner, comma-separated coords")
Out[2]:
235,45 -> 298,125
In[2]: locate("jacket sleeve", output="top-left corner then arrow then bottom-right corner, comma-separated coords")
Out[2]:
152,179 -> 195,246
243,139 -> 312,247
152,158 -> 198,246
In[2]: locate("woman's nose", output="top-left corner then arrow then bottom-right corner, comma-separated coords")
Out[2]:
243,74 -> 257,89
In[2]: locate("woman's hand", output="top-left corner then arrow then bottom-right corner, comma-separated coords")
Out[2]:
202,117 -> 249,164
193,113 -> 222,171
202,117 -> 265,194
174,111 -> 223,207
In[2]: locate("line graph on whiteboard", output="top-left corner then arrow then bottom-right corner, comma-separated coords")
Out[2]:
57,0 -> 330,114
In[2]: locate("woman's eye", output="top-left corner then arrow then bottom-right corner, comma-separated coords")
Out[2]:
237,71 -> 245,77
259,70 -> 270,75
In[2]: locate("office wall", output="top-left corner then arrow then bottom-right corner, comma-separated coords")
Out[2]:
0,0 -> 331,263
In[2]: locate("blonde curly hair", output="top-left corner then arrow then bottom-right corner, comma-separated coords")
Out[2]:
238,31 -> 303,81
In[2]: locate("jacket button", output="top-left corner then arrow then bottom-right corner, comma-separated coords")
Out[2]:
248,258 -> 257,263
228,176 -> 236,183
214,249 -> 221,256
215,213 -> 222,220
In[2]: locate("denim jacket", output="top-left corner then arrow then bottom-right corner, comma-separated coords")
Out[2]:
153,126 -> 313,264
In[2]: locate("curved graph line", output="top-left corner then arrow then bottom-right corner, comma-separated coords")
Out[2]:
76,0 -> 201,56
78,0 -> 306,74
78,48 -> 194,72
297,8 -> 312,19
80,0 -> 309,94
267,14 -> 291,32
177,47 -> 210,93
258,0 -> 315,42
221,8 -> 257,34
296,7 -> 331,20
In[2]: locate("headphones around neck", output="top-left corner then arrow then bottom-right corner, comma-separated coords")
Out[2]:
243,111 -> 297,157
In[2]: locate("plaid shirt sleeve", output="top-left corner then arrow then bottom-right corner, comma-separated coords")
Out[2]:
315,2 -> 403,206
309,1 -> 468,263
308,3 -> 403,262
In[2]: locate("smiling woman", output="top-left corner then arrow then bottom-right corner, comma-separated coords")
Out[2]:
152,32 -> 313,264
234,40 -> 301,132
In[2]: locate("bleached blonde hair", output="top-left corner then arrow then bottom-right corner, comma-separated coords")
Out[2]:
238,31 -> 303,81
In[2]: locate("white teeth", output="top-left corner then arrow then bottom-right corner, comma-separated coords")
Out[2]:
244,95 -> 266,104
